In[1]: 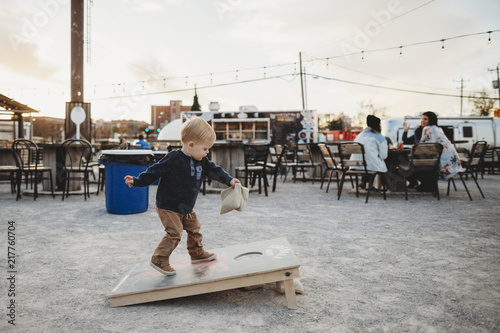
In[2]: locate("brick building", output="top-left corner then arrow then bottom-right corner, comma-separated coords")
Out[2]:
151,100 -> 191,131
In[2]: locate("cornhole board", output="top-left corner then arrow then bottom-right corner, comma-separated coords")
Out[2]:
107,237 -> 300,309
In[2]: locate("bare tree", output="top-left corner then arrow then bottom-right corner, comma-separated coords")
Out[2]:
469,90 -> 495,116
359,99 -> 387,117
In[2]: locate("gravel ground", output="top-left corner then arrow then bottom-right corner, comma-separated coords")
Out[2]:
1,173 -> 499,333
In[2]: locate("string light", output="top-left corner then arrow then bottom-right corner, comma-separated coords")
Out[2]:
8,29 -> 499,98
163,79 -> 166,88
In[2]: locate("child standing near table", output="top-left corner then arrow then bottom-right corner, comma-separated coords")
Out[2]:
124,116 -> 240,275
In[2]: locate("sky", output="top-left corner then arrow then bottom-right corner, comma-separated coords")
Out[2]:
1,0 -> 499,124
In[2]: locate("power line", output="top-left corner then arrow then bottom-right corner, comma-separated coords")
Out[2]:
86,73 -> 298,101
309,73 -> 499,100
307,0 -> 438,53
86,28 -> 499,90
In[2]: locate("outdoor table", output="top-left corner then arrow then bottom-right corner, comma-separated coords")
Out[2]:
385,148 -> 411,192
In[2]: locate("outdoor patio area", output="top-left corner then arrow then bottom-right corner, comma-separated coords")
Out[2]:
1,174 -> 499,332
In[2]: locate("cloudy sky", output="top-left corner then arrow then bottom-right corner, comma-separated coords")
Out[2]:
1,0 -> 499,123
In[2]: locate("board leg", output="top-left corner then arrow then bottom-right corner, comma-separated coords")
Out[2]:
283,279 -> 298,310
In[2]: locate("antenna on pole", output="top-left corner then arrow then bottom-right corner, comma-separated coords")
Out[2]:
86,0 -> 93,64
454,77 -> 469,116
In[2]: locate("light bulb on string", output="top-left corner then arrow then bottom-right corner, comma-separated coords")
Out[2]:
210,73 -> 213,84
142,81 -> 145,90
441,39 -> 445,53
163,79 -> 166,88
361,51 -> 365,62
236,70 -> 238,80
326,58 -> 329,69
399,46 -> 403,58
294,63 -> 297,75
488,31 -> 491,45
185,76 -> 188,87
264,66 -> 266,78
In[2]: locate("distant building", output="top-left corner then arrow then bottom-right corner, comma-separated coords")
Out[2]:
94,119 -> 149,141
151,100 -> 191,131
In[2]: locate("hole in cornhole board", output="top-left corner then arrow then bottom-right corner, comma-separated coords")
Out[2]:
234,252 -> 263,261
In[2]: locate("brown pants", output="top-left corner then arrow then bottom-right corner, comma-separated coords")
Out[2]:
152,207 -> 204,261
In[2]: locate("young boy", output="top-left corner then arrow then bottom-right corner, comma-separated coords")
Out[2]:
124,116 -> 240,276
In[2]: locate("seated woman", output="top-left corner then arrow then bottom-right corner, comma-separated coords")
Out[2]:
351,115 -> 388,188
418,111 -> 463,190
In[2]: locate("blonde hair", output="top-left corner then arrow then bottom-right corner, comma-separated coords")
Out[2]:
180,116 -> 216,143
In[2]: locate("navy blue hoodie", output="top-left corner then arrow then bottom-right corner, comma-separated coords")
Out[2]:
132,150 -> 233,215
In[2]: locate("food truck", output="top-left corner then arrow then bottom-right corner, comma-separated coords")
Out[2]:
181,110 -> 318,146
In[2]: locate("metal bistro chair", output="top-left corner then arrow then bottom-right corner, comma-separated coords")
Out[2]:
12,139 -> 55,201
337,142 -> 387,203
318,143 -> 343,193
447,140 -> 487,201
61,139 -> 93,201
262,145 -> 288,192
290,143 -> 322,184
235,144 -> 270,196
400,143 -> 443,201
0,165 -> 19,194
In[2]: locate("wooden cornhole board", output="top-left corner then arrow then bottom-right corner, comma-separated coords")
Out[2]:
107,237 -> 301,309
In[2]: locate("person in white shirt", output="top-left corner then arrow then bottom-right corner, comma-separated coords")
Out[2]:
351,115 -> 388,189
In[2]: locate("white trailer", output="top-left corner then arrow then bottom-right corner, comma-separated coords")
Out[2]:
382,116 -> 500,151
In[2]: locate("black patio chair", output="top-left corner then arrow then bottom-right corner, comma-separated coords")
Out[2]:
11,139 -> 55,201
400,143 -> 443,201
337,141 -> 387,203
447,140 -> 487,201
60,139 -> 93,201
318,143 -> 342,193
235,144 -> 269,196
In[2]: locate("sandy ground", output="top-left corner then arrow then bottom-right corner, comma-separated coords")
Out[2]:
0,173 -> 499,333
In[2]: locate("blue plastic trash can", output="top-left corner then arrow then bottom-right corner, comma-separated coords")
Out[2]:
98,150 -> 155,214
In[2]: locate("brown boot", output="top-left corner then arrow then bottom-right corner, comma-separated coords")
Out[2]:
191,251 -> 217,264
150,256 -> 176,276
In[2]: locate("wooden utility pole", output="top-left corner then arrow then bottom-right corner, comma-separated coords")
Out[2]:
488,64 -> 500,109
71,0 -> 84,103
299,52 -> 305,110
65,0 -> 91,141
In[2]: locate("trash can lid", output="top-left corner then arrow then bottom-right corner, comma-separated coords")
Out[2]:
101,150 -> 154,155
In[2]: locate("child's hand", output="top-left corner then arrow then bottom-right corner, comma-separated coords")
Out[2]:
124,175 -> 134,188
230,178 -> 241,188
